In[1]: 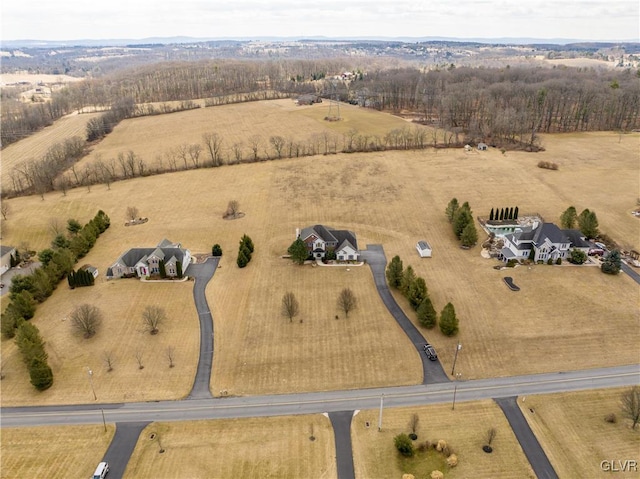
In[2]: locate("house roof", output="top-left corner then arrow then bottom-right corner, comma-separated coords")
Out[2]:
532,223 -> 568,246
505,233 -> 533,250
114,247 -> 188,270
299,225 -> 358,252
0,245 -> 15,256
563,229 -> 591,249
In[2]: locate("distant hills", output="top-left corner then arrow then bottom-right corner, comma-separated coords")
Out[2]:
2,36 -> 638,49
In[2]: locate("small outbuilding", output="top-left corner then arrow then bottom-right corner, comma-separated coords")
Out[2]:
81,265 -> 99,278
477,143 -> 488,151
416,240 -> 432,258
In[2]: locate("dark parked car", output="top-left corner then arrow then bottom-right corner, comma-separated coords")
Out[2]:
423,344 -> 437,361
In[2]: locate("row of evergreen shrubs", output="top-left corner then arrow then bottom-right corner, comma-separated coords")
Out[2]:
386,255 -> 459,336
489,206 -> 519,221
67,268 -> 95,288
1,210 -> 110,390
237,235 -> 254,268
445,198 -> 478,247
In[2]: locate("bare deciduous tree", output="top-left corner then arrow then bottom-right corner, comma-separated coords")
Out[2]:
270,135 -> 286,159
485,427 -> 497,445
248,135 -> 261,161
71,304 -> 103,338
621,386 -> 640,429
203,132 -> 224,167
142,305 -> 166,335
49,218 -> 63,236
165,346 -> 175,368
337,288 -> 357,318
0,202 -> 9,220
102,350 -> 115,372
135,350 -> 145,370
281,292 -> 300,323
126,206 -> 139,221
226,200 -> 240,219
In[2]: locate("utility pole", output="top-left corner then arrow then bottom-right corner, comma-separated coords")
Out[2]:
452,372 -> 462,410
86,367 -> 96,401
451,342 -> 462,375
378,394 -> 384,431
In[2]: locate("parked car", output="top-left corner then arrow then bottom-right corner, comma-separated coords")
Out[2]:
595,242 -> 607,250
423,344 -> 437,361
588,248 -> 605,256
92,462 -> 109,479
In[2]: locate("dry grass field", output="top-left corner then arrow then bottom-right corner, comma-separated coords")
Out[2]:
519,388 -> 640,479
0,111 -> 101,192
352,400 -> 535,478
0,99 -> 638,404
123,415 -> 336,479
0,424 -> 115,479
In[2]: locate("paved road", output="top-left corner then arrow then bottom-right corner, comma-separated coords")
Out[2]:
360,245 -> 449,384
496,397 -> 559,479
102,421 -> 150,479
0,261 -> 42,297
3,364 -> 637,427
621,262 -> 640,285
186,257 -> 220,399
329,411 -> 356,479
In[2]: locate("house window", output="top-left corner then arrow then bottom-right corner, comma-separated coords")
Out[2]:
348,255 -> 354,260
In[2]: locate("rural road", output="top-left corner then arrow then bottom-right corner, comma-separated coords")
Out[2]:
186,256 -> 219,399
360,245 -> 449,384
621,262 -> 640,284
3,364 -> 637,428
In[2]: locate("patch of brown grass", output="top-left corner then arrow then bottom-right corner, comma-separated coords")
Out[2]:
123,415 -> 335,479
0,424 -> 115,479
519,388 -> 640,479
351,400 -> 535,479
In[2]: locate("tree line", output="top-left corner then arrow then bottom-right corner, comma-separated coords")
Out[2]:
1,210 -> 110,390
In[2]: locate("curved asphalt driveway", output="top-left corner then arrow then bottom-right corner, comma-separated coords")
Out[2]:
360,245 -> 449,384
186,257 -> 220,399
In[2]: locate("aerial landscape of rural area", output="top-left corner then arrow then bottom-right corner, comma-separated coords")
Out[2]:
0,1 -> 639,478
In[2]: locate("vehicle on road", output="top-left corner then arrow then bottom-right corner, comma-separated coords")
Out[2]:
595,242 -> 607,250
423,344 -> 437,361
588,248 -> 605,256
92,462 -> 109,479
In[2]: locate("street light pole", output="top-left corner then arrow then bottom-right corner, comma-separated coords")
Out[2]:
452,372 -> 462,410
451,342 -> 462,375
378,394 -> 384,431
86,367 -> 96,401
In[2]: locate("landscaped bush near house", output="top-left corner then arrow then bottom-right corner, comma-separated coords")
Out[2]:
506,259 -> 517,267
556,257 -> 562,265
394,433 -> 415,457
537,160 -> 559,170
211,244 -> 223,256
547,258 -> 553,265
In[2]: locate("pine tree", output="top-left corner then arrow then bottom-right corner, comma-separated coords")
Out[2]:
453,205 -> 473,239
509,207 -> 514,219
499,208 -> 504,220
578,209 -> 599,239
460,222 -> 478,247
385,255 -> 404,289
28,356 -> 54,391
601,249 -> 622,274
241,234 -> 254,253
159,260 -> 167,278
560,206 -> 577,229
489,208 -> 494,221
445,198 -> 459,223
67,270 -> 76,289
212,244 -> 223,256
439,302 -> 459,336
400,266 -> 416,297
407,277 -> 428,310
514,206 -> 519,219
237,250 -> 249,268
176,261 -> 183,278
417,297 -> 437,329
288,238 -> 309,264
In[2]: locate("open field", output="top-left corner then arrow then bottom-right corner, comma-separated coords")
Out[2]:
1,111 -> 101,192
0,99 -> 638,404
71,98 -> 420,172
0,424 -> 115,479
519,388 -> 640,479
123,414 -> 335,479
352,400 -> 535,478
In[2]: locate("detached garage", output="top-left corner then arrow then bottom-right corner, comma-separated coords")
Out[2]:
416,240 -> 432,258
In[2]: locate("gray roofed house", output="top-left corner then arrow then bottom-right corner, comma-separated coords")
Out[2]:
500,222 -> 589,263
106,239 -> 191,279
297,225 -> 359,261
1,245 -> 16,276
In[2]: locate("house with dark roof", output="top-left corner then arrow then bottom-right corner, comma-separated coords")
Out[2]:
1,245 -> 16,276
297,225 -> 359,261
500,222 -> 591,262
106,239 -> 191,279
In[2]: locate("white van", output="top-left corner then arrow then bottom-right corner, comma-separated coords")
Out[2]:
92,462 -> 109,479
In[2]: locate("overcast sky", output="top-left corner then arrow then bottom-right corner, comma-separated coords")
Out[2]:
2,0 -> 638,42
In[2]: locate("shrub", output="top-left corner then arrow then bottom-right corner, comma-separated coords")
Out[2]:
506,259 -> 517,267
556,257 -> 562,265
28,356 -> 54,391
547,258 -> 553,265
430,471 -> 444,479
605,413 -> 617,423
211,244 -> 222,256
537,160 -> 559,170
436,439 -> 447,452
447,454 -> 458,467
394,433 -> 414,457
439,303 -> 459,337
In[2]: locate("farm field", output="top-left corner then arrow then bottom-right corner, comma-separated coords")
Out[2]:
519,388 -> 640,479
0,111 -> 101,192
0,424 -> 115,479
123,415 -> 336,479
351,400 -> 535,478
0,99 -> 638,404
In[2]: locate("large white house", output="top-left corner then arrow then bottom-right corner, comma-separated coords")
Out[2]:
297,225 -> 360,261
106,239 -> 191,279
500,222 -> 591,262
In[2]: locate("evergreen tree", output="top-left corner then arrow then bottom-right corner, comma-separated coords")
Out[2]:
453,205 -> 473,239
460,221 -> 478,247
66,219 -> 82,236
241,234 -> 255,253
489,208 -> 494,221
509,207 -> 514,219
1,309 -> 20,339
578,209 -> 599,239
499,208 -> 504,220
417,297 -> 437,329
287,238 -> 309,265
67,270 -> 76,288
237,250 -> 249,268
38,249 -> 55,267
601,249 -> 622,274
159,260 -> 167,278
445,198 -> 459,223
28,356 -> 54,391
400,265 -> 416,297
514,206 -> 519,219
212,244 -> 223,256
408,277 -> 428,310
51,234 -> 70,249
10,291 -> 36,320
15,320 -> 47,365
560,206 -> 578,229
385,255 -> 404,289
439,302 -> 459,336
176,261 -> 183,278
240,244 -> 252,262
